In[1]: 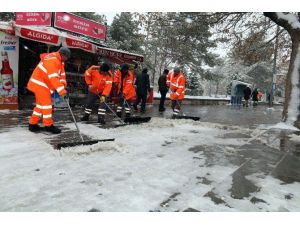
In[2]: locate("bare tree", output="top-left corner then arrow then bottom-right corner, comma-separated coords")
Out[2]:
264,13 -> 300,127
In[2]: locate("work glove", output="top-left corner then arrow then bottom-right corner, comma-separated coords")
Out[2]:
88,86 -> 97,94
60,89 -> 67,99
99,95 -> 106,103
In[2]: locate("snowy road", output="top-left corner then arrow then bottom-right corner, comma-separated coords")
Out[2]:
1,106 -> 300,211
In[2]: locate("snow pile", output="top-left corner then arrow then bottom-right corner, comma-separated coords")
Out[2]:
246,174 -> 300,212
257,122 -> 299,131
60,140 -> 124,156
270,122 -> 299,131
0,109 -> 11,114
1,117 -> 300,212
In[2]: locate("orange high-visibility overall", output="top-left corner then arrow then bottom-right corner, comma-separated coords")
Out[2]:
84,65 -> 113,96
27,52 -> 67,126
166,71 -> 186,100
113,69 -> 136,100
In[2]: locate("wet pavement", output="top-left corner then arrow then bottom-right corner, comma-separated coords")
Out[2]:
1,103 -> 300,211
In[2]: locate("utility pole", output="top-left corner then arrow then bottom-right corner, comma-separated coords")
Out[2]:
269,25 -> 280,107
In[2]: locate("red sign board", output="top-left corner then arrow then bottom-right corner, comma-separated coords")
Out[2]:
96,47 -> 144,64
19,27 -> 60,45
15,12 -> 52,26
54,12 -> 106,40
64,36 -> 94,53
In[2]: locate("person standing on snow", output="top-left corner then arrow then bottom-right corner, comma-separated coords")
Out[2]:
113,64 -> 136,118
243,85 -> 252,107
81,63 -> 113,125
166,67 -> 186,118
27,47 -> 71,134
133,68 -> 150,113
252,88 -> 259,106
158,69 -> 169,112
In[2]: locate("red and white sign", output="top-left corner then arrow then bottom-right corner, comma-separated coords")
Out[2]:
96,47 -> 144,64
62,33 -> 95,53
15,12 -> 52,26
54,12 -> 106,40
15,26 -> 61,46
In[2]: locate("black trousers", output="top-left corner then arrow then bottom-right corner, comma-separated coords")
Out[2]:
84,91 -> 106,118
116,94 -> 131,115
159,91 -> 167,111
134,92 -> 147,111
171,100 -> 182,115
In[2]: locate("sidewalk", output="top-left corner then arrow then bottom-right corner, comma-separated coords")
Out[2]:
0,104 -> 300,211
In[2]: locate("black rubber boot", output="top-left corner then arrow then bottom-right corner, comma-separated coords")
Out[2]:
98,116 -> 106,125
28,124 -> 41,132
116,111 -> 122,118
171,114 -> 178,119
45,125 -> 61,134
125,113 -> 131,118
81,114 -> 90,121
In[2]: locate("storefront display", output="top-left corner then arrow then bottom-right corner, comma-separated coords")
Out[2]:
0,31 -> 19,109
0,17 -> 148,110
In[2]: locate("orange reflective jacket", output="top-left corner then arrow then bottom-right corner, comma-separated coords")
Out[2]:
113,69 -> 136,100
84,65 -> 113,96
27,52 -> 66,96
166,71 -> 186,100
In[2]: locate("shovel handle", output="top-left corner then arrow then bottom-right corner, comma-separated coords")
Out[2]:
65,98 -> 84,142
104,101 -> 126,124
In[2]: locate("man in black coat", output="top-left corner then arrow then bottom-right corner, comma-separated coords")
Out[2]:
252,88 -> 259,106
158,69 -> 169,112
133,68 -> 150,112
243,85 -> 252,107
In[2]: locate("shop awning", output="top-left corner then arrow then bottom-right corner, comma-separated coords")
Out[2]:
62,33 -> 95,53
15,25 -> 62,46
96,46 -> 144,64
0,22 -> 144,63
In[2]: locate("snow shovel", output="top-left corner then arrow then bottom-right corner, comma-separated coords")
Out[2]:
123,99 -> 151,124
103,101 -> 128,127
57,98 -> 114,149
172,100 -> 200,121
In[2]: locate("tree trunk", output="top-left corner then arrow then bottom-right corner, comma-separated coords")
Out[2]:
215,81 -> 219,97
283,35 -> 300,128
263,13 -> 300,127
282,38 -> 299,121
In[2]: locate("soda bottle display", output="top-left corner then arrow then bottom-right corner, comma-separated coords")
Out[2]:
1,51 -> 14,91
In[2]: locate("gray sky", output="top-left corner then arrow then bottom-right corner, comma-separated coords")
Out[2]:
99,12 -> 117,25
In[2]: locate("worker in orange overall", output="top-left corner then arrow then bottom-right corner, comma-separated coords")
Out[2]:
166,67 -> 186,118
27,47 -> 71,134
113,64 -> 136,118
81,63 -> 113,125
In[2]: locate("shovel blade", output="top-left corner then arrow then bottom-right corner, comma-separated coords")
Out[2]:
57,139 -> 115,149
124,116 -> 151,124
173,115 -> 200,121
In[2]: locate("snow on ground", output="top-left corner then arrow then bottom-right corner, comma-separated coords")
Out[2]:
257,122 -> 299,131
154,92 -> 230,100
0,109 -> 14,114
0,117 -> 299,211
246,173 -> 300,212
